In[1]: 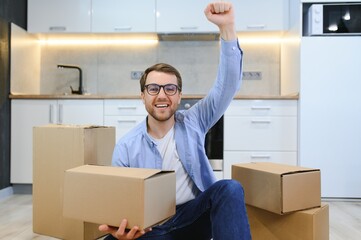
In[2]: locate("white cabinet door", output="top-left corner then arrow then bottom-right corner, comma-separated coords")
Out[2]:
11,100 -> 57,183
11,99 -> 104,184
232,0 -> 289,31
156,0 -> 218,33
104,100 -> 147,142
28,0 -> 91,33
58,100 -> 104,125
92,0 -> 156,33
104,115 -> 146,142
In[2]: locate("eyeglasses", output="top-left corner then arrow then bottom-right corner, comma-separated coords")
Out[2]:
144,83 -> 180,96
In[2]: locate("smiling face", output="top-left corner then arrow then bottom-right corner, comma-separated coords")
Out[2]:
141,70 -> 182,124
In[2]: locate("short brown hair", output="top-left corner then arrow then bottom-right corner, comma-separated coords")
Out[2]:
140,63 -> 182,92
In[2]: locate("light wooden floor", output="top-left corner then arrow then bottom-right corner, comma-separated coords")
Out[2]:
1,194 -> 361,239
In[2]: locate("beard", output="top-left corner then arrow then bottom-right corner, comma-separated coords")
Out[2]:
146,104 -> 177,122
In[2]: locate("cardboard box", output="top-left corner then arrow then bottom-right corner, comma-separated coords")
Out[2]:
33,124 -> 115,240
247,203 -> 329,240
232,162 -> 321,214
63,165 -> 176,230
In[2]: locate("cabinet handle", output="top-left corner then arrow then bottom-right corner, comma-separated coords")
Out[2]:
114,26 -> 132,31
117,106 -> 137,110
49,104 -> 54,123
251,119 -> 271,124
49,26 -> 66,32
117,120 -> 137,124
180,26 -> 198,30
246,24 -> 266,30
251,154 -> 271,159
58,104 -> 63,124
251,106 -> 271,110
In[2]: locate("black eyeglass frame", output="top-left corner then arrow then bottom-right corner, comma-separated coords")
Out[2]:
144,83 -> 181,96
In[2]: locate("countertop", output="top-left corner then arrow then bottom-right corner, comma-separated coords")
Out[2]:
9,93 -> 299,100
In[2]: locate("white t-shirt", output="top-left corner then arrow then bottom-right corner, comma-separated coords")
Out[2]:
153,126 -> 196,205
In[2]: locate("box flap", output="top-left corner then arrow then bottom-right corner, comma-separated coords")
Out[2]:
67,165 -> 164,179
34,124 -> 112,129
282,171 -> 321,213
235,162 -> 319,175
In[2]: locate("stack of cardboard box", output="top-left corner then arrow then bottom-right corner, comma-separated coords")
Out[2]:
33,124 -> 115,239
232,162 -> 329,240
33,124 -> 176,239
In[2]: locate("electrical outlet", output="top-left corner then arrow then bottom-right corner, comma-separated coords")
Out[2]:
242,71 -> 262,80
131,71 -> 144,80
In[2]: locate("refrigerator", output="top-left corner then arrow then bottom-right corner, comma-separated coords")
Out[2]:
299,36 -> 361,198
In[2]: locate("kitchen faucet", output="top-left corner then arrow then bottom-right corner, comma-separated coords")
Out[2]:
57,64 -> 84,95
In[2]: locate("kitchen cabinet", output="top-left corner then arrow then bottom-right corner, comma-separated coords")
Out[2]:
11,100 -> 56,184
232,0 -> 289,31
156,0 -> 218,33
28,0 -> 288,34
299,37 -> 361,198
10,99 -> 103,183
104,100 -> 147,142
156,0 -> 288,33
55,100 -> 104,125
223,100 -> 297,179
92,0 -> 156,33
27,0 -> 91,33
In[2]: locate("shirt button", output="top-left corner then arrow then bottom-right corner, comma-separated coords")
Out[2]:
232,46 -> 236,50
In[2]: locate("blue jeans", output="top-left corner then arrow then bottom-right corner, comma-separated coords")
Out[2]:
105,179 -> 251,240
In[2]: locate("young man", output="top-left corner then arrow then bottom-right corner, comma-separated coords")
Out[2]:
99,2 -> 251,239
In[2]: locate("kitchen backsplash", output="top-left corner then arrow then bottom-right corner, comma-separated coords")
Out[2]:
11,24 -> 280,96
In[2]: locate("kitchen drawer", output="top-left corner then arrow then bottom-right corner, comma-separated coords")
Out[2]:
225,100 -> 297,116
104,99 -> 147,116
104,115 -> 146,141
223,151 -> 298,179
224,116 -> 297,151
213,171 -> 223,181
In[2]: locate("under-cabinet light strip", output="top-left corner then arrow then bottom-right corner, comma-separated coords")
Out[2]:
39,39 -> 159,46
237,35 -> 291,44
238,38 -> 282,44
38,36 -> 297,45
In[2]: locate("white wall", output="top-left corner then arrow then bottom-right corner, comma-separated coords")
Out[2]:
10,24 -> 41,94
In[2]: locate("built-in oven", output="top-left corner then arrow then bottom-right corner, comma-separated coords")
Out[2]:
179,99 -> 223,171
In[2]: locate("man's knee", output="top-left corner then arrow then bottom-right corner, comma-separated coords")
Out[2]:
214,179 -> 245,199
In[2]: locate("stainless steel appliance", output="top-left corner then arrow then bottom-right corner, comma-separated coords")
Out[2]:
304,3 -> 361,36
179,99 -> 223,171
